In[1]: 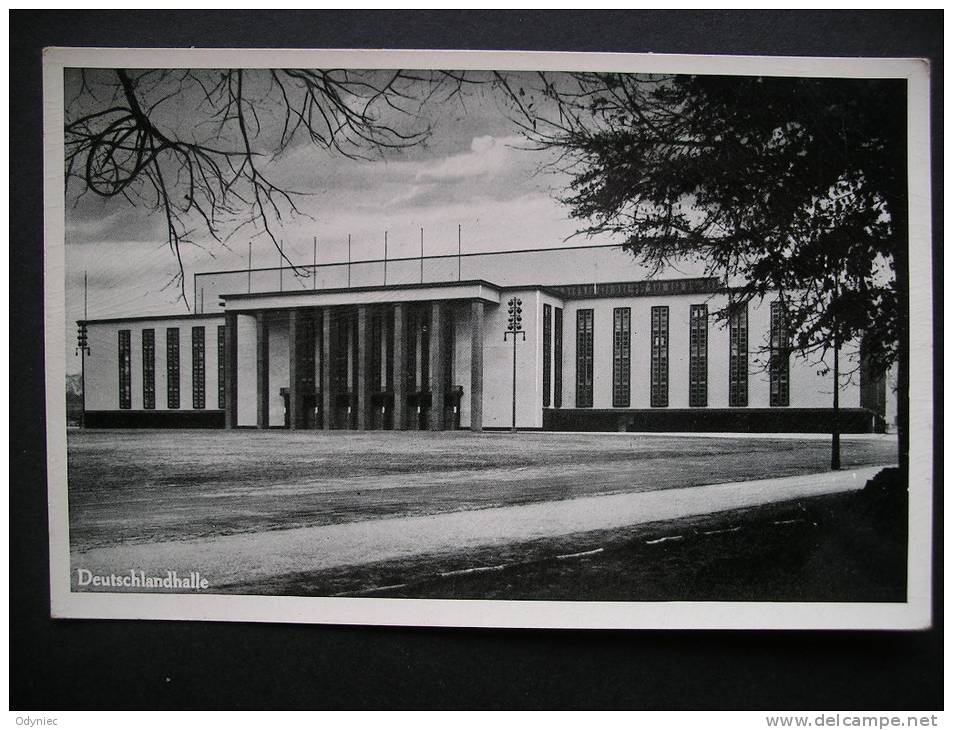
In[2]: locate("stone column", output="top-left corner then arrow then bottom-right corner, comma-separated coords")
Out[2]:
288,309 -> 299,430
392,303 -> 406,430
224,311 -> 238,429
470,300 -> 484,431
256,311 -> 269,428
321,309 -> 332,430
357,305 -> 370,430
429,301 -> 445,431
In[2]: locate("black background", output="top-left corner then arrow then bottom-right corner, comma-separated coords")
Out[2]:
10,10 -> 943,710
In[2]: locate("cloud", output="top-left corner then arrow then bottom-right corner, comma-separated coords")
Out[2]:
61,73 -> 613,376
67,205 -> 166,245
414,134 -> 525,183
62,122 -> 589,345
383,135 -> 553,211
261,131 -> 561,219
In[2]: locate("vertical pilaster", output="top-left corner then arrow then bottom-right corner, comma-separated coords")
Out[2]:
288,309 -> 299,430
470,300 -> 484,431
224,311 -> 238,429
357,305 -> 370,430
392,303 -> 406,430
321,308 -> 332,430
256,311 -> 269,428
430,301 -> 445,431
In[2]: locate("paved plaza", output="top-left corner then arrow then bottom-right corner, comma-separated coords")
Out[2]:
66,429 -> 896,590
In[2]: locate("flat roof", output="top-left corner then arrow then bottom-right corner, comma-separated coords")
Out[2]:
79,276 -> 726,325
218,276 -> 723,303
221,279 -> 506,313
79,312 -> 224,326
219,278 -> 503,300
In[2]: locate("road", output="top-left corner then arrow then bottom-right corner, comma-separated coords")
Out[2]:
67,429 -> 898,551
71,464 -> 890,590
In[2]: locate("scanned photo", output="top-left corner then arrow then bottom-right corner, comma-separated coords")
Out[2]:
45,50 -> 933,628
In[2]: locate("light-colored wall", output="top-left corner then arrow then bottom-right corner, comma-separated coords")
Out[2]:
84,324 -> 119,411
268,319 -> 290,426
84,316 -> 223,411
481,289 -> 544,429
560,293 -> 863,411
85,288 -> 886,429
236,314 -> 257,426
885,361 -> 899,431
450,302 -> 473,428
745,297 -> 862,410
535,292 -> 565,413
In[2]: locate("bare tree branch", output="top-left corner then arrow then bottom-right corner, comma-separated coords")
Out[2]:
65,67 -> 466,308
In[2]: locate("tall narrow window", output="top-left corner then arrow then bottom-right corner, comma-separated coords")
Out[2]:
650,306 -> 669,407
332,315 -> 350,394
350,316 -> 360,396
769,301 -> 790,406
192,326 -> 205,409
370,312 -> 383,393
118,329 -> 131,409
384,313 -> 394,393
419,310 -> 430,392
729,302 -> 748,407
553,307 -> 563,408
612,307 -> 631,407
575,309 -> 594,407
689,305 -> 708,407
142,329 -> 155,409
166,328 -> 180,409
543,304 -> 552,407
405,310 -> 418,392
217,325 -> 226,409
301,317 -> 317,395
442,307 -> 454,390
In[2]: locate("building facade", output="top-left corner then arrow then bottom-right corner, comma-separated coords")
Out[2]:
79,268 -> 893,433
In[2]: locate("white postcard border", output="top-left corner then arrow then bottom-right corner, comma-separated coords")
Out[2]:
43,47 -> 933,630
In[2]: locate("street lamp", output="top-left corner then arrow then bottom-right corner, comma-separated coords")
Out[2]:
504,296 -> 525,433
75,321 -> 89,429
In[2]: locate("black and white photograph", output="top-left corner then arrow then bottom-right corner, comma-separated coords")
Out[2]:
42,47 -> 932,630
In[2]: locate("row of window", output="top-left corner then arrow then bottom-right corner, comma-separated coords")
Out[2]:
118,326 -> 225,410
117,305 -> 789,411
570,302 -> 790,408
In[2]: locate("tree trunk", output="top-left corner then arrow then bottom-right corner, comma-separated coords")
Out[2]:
891,97 -> 910,478
893,161 -> 910,478
831,340 -> 841,470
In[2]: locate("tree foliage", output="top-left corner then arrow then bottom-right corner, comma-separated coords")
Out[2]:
521,73 -> 906,370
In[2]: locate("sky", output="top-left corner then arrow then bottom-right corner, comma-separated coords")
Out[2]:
63,69 -> 632,374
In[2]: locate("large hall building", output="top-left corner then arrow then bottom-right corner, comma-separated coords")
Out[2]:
76,245 -> 894,433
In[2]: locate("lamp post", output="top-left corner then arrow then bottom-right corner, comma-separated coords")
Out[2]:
75,270 -> 90,428
504,296 -> 525,433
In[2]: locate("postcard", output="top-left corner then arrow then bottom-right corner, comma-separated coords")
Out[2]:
44,48 -> 933,629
